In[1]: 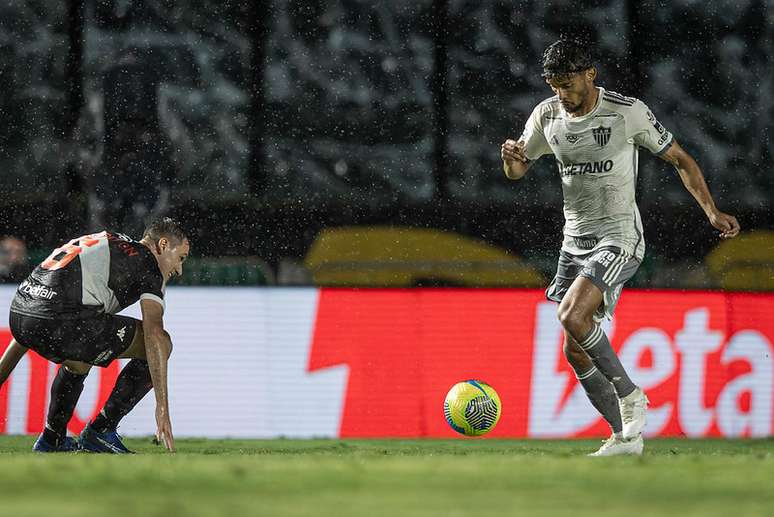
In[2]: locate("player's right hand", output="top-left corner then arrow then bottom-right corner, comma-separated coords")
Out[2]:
155,406 -> 176,452
709,210 -> 741,239
501,139 -> 528,165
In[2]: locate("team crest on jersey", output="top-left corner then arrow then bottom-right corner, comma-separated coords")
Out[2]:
592,126 -> 611,147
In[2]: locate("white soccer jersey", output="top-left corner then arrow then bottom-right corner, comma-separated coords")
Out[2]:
519,87 -> 673,260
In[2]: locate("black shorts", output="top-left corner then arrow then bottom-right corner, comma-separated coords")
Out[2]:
9,312 -> 139,367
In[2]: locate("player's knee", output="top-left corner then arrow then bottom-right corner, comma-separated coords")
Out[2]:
557,303 -> 584,334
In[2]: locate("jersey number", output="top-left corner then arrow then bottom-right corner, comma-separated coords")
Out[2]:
40,233 -> 103,271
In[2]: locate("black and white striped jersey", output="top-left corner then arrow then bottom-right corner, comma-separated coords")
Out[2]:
10,231 -> 165,320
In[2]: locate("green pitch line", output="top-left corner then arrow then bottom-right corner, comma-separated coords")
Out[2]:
0,437 -> 772,517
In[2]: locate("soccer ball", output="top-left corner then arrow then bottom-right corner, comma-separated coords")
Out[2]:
443,380 -> 502,436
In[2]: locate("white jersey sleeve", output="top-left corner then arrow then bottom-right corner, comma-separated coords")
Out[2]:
518,105 -> 553,161
626,100 -> 673,155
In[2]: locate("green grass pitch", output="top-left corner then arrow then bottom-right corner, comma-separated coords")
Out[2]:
1,436 -> 772,517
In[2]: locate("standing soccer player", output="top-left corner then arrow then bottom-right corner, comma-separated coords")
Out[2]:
501,38 -> 740,455
0,217 -> 189,453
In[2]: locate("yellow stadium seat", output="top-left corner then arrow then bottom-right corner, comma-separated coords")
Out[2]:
705,231 -> 774,290
304,226 -> 544,287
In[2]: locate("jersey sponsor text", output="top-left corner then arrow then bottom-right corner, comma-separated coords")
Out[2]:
18,280 -> 57,300
558,159 -> 613,177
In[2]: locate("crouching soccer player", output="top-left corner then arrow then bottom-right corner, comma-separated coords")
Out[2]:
501,38 -> 740,455
0,217 -> 189,453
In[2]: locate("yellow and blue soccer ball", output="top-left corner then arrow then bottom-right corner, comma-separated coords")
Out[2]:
443,380 -> 502,436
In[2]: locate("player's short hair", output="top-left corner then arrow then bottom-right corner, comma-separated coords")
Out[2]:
143,217 -> 187,244
541,36 -> 594,79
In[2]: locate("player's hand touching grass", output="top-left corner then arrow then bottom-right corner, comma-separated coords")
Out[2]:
140,299 -> 176,453
155,405 -> 175,452
709,210 -> 740,239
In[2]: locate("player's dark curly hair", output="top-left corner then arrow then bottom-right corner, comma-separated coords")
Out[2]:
143,217 -> 187,244
541,36 -> 594,78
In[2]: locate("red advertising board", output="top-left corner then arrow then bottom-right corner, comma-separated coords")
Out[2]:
309,289 -> 774,438
1,288 -> 772,438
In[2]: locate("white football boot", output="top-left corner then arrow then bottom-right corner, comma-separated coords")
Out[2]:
587,433 -> 644,457
620,387 -> 649,440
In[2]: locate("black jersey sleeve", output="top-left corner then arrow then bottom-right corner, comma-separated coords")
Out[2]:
137,266 -> 165,312
103,233 -> 166,314
137,250 -> 166,309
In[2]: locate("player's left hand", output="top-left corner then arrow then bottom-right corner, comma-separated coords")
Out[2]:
155,406 -> 176,453
709,210 -> 740,239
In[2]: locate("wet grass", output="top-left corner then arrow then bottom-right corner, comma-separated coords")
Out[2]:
0,436 -> 772,517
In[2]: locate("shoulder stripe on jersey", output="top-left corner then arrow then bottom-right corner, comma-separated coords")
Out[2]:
605,91 -> 629,99
603,92 -> 635,103
603,95 -> 635,105
604,91 -> 636,102
603,96 -> 635,107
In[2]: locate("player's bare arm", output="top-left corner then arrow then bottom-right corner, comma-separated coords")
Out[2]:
660,141 -> 741,239
501,139 -> 531,179
141,298 -> 175,452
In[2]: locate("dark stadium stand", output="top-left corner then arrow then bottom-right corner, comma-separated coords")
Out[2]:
0,0 -> 771,287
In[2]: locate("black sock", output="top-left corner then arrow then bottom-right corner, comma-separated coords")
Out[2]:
43,367 -> 87,445
91,359 -> 153,433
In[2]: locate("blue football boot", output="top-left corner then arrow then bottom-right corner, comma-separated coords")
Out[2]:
79,424 -> 134,454
32,434 -> 80,453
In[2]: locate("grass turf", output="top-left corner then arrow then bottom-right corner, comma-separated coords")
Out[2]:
0,436 -> 772,517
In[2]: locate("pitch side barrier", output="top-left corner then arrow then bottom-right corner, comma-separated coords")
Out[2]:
1,287 -> 772,438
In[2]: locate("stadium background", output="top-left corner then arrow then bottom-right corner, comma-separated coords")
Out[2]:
0,0 -> 773,439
